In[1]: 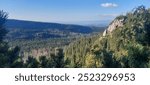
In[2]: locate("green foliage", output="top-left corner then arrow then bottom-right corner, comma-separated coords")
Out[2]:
125,44 -> 149,68
39,56 -> 49,68
23,48 -> 64,68
0,10 -> 24,68
0,10 -> 9,67
11,58 -> 24,68
64,5 -> 150,68
25,56 -> 39,68
54,48 -> 64,68
64,35 -> 99,67
0,42 -> 9,67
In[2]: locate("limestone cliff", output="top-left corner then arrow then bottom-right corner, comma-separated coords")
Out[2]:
103,18 -> 125,36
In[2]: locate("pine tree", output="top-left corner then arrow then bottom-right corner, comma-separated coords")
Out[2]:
0,10 -> 23,68
0,10 -> 9,67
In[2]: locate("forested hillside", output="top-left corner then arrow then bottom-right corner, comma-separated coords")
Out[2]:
5,19 -> 92,40
64,6 -> 150,68
6,19 -> 93,33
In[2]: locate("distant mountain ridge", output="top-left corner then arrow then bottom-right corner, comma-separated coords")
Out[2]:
64,20 -> 110,27
5,19 -> 106,40
5,19 -> 93,33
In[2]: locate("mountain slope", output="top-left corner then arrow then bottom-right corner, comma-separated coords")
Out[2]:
64,6 -> 150,68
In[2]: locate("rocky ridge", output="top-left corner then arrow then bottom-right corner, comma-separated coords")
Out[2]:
103,18 -> 125,36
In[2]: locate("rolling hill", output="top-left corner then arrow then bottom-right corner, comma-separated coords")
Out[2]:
5,19 -> 96,40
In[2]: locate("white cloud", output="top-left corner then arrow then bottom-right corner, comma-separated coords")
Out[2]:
101,3 -> 118,8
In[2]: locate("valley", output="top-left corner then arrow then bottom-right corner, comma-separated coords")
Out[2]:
4,19 -> 105,60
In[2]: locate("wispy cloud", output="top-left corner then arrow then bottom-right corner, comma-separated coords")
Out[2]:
101,3 -> 118,8
99,14 -> 119,17
99,14 -> 119,20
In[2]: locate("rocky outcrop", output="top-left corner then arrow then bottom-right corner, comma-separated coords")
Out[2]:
103,18 -> 124,36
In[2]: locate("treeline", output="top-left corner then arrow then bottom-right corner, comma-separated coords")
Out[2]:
8,38 -> 75,58
9,38 -> 75,50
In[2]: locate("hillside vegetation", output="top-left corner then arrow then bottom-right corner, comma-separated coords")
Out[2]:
64,6 -> 150,68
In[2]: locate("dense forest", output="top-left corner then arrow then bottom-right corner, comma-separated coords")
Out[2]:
0,5 -> 150,68
65,6 -> 150,68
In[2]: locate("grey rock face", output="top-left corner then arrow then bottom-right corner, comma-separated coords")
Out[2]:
103,19 -> 124,36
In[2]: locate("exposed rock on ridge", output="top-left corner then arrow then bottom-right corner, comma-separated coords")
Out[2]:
103,18 -> 125,36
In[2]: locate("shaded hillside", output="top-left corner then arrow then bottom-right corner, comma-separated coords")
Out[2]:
64,6 -> 150,68
4,19 -> 105,40
5,19 -> 93,33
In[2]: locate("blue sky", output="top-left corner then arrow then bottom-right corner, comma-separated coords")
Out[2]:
0,0 -> 150,24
